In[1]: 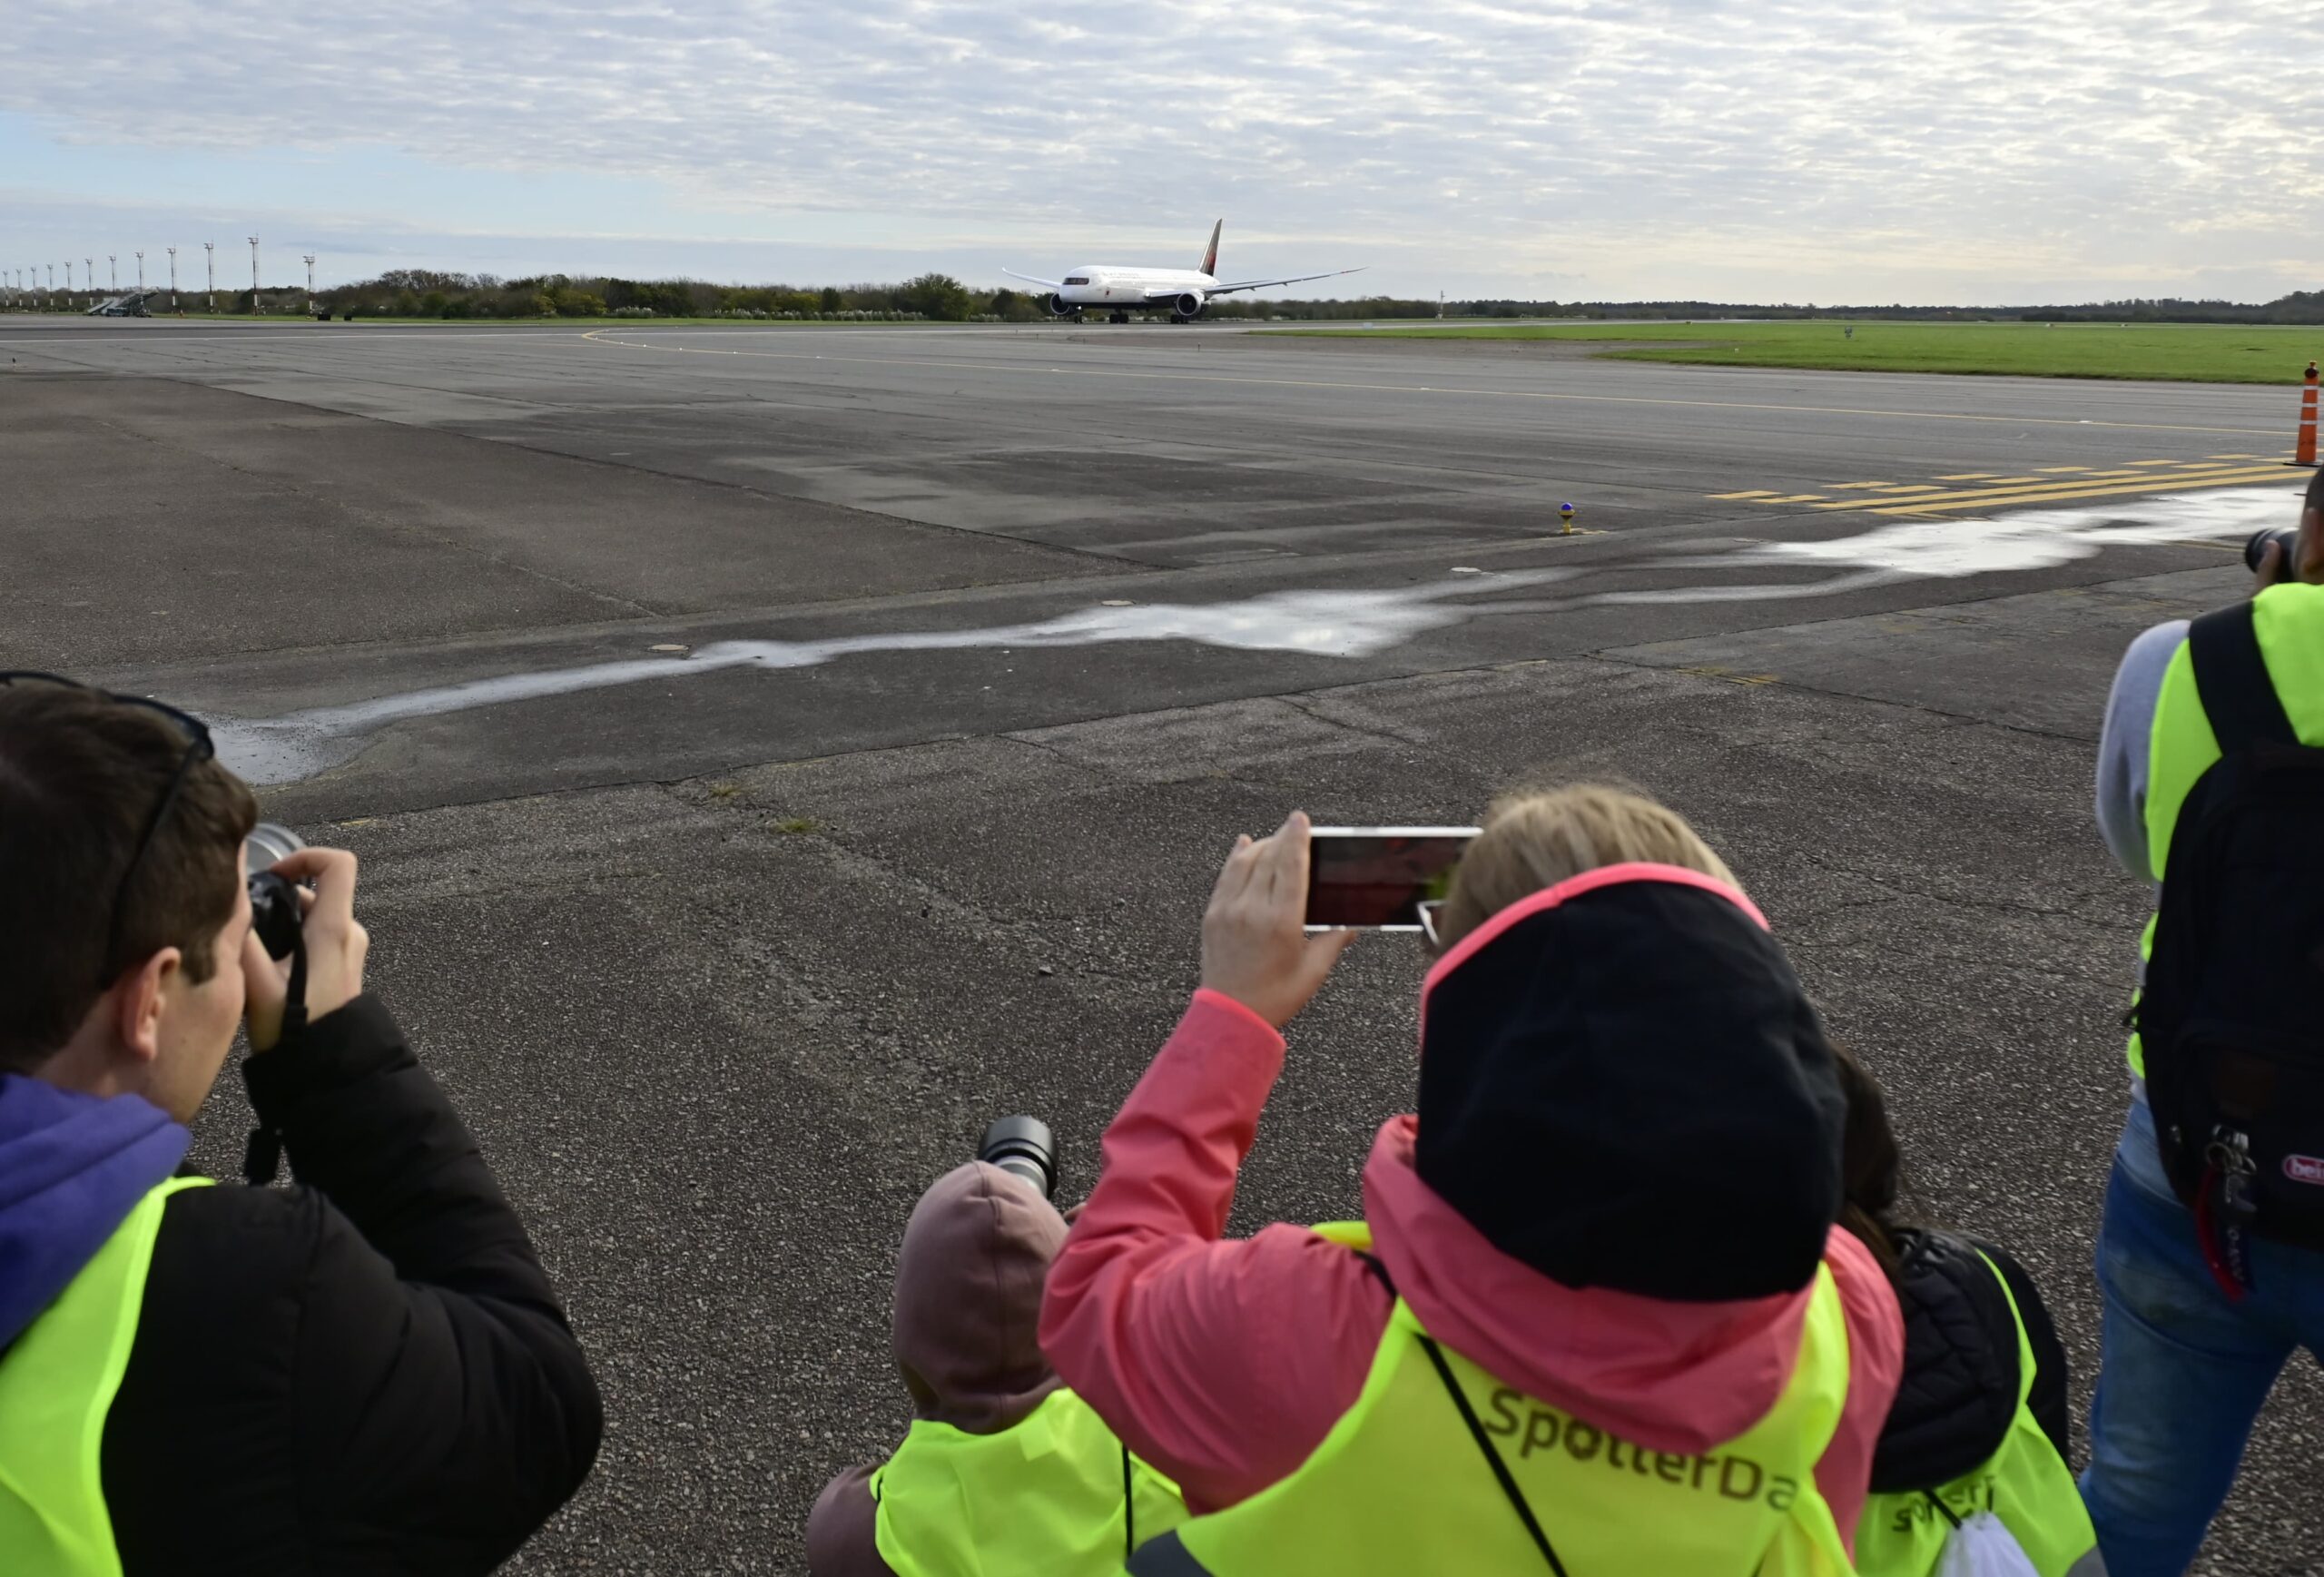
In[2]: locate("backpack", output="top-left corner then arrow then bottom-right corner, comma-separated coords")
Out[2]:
2139,598 -> 2324,1286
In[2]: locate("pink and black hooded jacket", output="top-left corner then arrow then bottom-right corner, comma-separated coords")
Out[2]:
1039,863 -> 1906,1551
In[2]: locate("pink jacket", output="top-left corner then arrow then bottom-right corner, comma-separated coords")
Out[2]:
1039,989 -> 1905,1552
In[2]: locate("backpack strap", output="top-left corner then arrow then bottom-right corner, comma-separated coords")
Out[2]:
2190,602 -> 2297,753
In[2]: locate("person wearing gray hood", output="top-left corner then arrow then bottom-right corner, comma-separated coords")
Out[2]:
808,1160 -> 1186,1577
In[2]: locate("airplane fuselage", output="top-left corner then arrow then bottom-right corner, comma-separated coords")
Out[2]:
1053,267 -> 1217,308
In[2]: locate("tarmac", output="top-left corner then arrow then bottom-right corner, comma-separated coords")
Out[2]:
3,316 -> 2318,1574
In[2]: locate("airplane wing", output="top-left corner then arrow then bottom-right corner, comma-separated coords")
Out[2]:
1204,266 -> 1367,296
1003,268 -> 1064,290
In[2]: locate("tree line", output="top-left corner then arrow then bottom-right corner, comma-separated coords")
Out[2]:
9,271 -> 2317,324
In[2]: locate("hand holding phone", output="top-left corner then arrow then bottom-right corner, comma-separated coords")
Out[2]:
1199,812 -> 1357,1030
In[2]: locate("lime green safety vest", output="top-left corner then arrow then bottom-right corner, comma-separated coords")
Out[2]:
0,1177 -> 210,1577
2128,584 -> 2324,1078
871,1386 -> 1188,1577
1856,1253 -> 2101,1577
1128,1225 -> 1856,1576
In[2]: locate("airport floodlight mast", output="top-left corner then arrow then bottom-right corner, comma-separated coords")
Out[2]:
168,247 -> 178,310
135,251 -> 144,291
109,254 -> 117,291
303,253 -> 316,312
204,241 -> 215,310
249,236 -> 260,312
84,258 -> 94,305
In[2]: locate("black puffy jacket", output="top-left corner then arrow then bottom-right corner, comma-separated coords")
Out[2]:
1867,1227 -> 2070,1495
101,995 -> 603,1575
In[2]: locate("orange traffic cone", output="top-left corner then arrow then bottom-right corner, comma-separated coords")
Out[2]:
2298,361 -> 2319,468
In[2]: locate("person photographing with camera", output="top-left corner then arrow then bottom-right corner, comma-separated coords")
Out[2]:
1040,790 -> 1905,1572
2082,468 -> 2324,1574
807,1119 -> 1187,1577
0,674 -> 601,1576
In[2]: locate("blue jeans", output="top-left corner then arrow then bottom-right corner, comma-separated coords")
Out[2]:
2082,1099 -> 2324,1576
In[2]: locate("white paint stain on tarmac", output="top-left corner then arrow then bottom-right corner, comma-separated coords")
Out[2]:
210,485 -> 2300,785
211,571 -> 1578,784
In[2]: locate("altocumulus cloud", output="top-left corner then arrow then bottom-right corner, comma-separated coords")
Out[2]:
5,0 -> 2320,301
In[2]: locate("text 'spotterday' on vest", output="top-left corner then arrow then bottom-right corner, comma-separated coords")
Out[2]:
1481,1390 -> 1806,1510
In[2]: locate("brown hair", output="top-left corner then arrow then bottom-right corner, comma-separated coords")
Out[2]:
0,683 -> 257,1071
1828,1040 -> 1905,1270
1433,784 -> 1738,951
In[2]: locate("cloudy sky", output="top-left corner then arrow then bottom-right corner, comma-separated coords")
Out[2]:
5,1 -> 2319,304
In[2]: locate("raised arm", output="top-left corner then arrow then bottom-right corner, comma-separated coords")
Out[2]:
1040,815 -> 1390,1512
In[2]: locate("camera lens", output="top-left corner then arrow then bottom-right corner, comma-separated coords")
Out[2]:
977,1116 -> 1058,1200
2246,527 -> 2300,578
245,822 -> 305,877
245,823 -> 307,961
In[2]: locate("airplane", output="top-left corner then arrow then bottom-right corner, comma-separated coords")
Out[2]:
1005,221 -> 1362,324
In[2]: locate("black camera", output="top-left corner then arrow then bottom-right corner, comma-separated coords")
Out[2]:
244,823 -> 305,961
978,1116 -> 1059,1200
2246,527 -> 2300,581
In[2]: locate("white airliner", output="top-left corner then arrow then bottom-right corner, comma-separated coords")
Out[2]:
1005,221 -> 1362,323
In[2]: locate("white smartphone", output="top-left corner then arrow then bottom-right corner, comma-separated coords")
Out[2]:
1304,826 -> 1482,931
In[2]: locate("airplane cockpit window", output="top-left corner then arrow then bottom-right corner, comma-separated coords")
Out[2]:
1064,276 -> 1090,285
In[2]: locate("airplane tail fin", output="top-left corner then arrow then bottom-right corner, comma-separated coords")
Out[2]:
1198,220 -> 1221,276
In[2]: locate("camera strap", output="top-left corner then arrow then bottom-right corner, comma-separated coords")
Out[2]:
241,928 -> 309,1186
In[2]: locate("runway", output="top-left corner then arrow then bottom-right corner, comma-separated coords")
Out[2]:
2,318 -> 2313,1573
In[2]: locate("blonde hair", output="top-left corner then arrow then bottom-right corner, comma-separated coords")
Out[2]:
1435,784 -> 1737,950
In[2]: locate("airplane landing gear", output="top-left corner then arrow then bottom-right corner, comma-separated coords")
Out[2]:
1109,310 -> 1131,324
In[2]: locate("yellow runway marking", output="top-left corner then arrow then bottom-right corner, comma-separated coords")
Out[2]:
1713,456 -> 2299,519
1710,489 -> 1778,499
1860,467 -> 2294,515
576,330 -> 2282,437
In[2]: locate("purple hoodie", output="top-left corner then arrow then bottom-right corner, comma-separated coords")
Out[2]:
0,1075 -> 190,1350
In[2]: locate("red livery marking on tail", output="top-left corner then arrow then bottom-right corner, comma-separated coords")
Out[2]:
1199,220 -> 1222,276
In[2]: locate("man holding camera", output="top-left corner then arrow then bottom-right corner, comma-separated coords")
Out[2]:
0,675 -> 601,1575
2083,468 -> 2324,1575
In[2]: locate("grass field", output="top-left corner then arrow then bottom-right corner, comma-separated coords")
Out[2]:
1267,320 -> 2324,385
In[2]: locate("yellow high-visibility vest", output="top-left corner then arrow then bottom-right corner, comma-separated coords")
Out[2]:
1129,1222 -> 1853,1576
0,1177 -> 210,1577
871,1386 -> 1187,1577
1856,1251 -> 2102,1577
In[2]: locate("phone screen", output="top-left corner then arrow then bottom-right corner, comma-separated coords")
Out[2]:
1305,827 -> 1481,931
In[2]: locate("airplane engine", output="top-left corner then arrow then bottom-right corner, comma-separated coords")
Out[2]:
1172,292 -> 1206,321
1045,292 -> 1076,317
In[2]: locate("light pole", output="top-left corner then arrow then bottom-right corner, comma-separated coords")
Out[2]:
109,254 -> 118,292
204,241 -> 215,310
167,247 -> 178,310
84,258 -> 94,306
303,254 -> 316,315
248,236 -> 260,313
135,251 -> 144,293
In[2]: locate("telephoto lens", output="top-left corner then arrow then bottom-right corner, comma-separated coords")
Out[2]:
244,823 -> 307,961
2246,527 -> 2300,579
978,1116 -> 1059,1200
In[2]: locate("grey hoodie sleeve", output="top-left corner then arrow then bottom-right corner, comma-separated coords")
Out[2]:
2095,619 -> 2189,881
